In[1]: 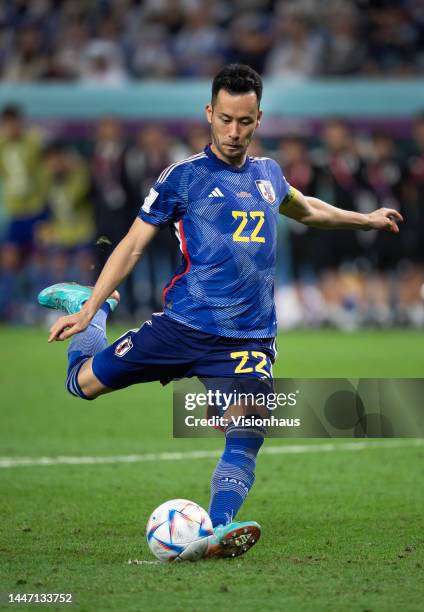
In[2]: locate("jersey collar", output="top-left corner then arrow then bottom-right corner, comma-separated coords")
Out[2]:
204,144 -> 250,173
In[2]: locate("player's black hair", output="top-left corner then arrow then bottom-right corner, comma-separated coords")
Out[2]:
212,64 -> 263,107
1,104 -> 23,120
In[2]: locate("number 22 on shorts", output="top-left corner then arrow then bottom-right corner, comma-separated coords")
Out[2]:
230,350 -> 270,377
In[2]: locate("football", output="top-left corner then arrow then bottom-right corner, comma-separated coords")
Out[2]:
146,499 -> 214,562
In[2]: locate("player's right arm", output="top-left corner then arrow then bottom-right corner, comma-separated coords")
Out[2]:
48,218 -> 158,342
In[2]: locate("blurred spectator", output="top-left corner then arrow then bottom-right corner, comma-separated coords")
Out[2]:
356,132 -> 408,325
90,115 -> 136,313
265,12 -> 323,79
2,25 -> 47,81
227,12 -> 272,75
320,5 -> 367,75
91,117 -> 134,252
40,49 -> 77,81
0,235 -> 25,320
278,136 -> 324,279
78,10 -> 128,85
0,104 -> 47,266
36,140 -> 94,252
407,114 -> 424,264
173,5 -> 225,77
165,124 -> 210,160
53,20 -> 90,80
183,125 -> 210,156
131,25 -> 176,78
311,120 -> 387,326
125,124 -> 175,200
366,4 -> 421,75
398,113 -> 424,325
362,132 -> 406,271
80,41 -> 128,86
314,118 -> 368,266
140,0 -> 187,36
2,26 -> 47,81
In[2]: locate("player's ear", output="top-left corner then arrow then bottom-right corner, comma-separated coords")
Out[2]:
256,109 -> 263,128
205,103 -> 212,124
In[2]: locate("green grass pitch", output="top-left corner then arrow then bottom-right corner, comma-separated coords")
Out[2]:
1,327 -> 423,611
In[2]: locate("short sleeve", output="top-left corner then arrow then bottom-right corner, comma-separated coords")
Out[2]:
272,160 -> 290,205
138,166 -> 187,228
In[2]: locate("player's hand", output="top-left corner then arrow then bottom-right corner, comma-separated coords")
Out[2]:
366,208 -> 403,233
48,310 -> 91,342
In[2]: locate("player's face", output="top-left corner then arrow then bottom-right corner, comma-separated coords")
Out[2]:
206,89 -> 262,166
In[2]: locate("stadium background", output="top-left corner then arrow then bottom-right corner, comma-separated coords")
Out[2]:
1,1 -> 423,611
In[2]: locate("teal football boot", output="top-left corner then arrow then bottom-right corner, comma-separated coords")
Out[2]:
37,283 -> 120,314
205,520 -> 261,559
177,520 -> 261,561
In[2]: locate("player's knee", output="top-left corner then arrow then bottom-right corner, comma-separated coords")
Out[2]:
65,362 -> 94,400
65,379 -> 94,400
65,358 -> 104,401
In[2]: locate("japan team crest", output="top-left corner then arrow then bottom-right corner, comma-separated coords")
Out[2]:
255,180 -> 276,204
115,336 -> 133,357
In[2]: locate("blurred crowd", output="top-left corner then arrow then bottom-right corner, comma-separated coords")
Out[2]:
1,105 -> 424,329
0,0 -> 423,82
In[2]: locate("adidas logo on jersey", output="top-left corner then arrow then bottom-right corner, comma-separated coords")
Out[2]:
208,187 -> 224,197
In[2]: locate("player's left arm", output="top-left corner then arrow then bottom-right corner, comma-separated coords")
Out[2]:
279,186 -> 403,233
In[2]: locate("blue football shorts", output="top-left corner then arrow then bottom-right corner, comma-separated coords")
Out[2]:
92,312 -> 276,393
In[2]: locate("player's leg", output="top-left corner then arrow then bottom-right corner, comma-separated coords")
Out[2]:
178,401 -> 266,560
202,408 -> 265,558
39,292 -> 204,399
38,283 -> 119,399
189,343 -> 275,559
65,303 -> 116,400
208,419 -> 265,527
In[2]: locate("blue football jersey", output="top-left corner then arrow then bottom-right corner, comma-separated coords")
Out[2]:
138,145 -> 290,338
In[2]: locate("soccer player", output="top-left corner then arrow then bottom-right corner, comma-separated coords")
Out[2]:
38,64 -> 402,559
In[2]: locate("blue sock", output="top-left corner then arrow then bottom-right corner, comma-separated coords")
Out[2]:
65,304 -> 110,399
208,426 -> 264,527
